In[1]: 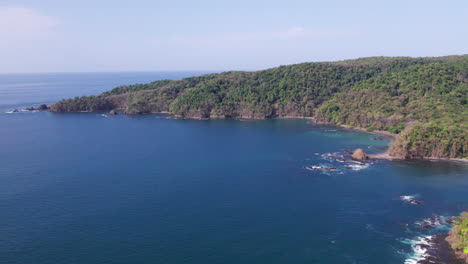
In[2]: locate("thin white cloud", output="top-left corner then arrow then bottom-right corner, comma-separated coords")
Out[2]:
287,26 -> 306,34
284,26 -> 364,38
0,6 -> 63,72
169,26 -> 364,45
0,9 -> 365,73
0,6 -> 58,38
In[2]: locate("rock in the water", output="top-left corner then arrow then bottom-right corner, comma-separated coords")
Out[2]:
25,107 -> 35,111
108,109 -> 118,115
35,104 -> 48,110
351,148 -> 368,161
124,108 -> 142,115
400,195 -> 423,205
12,109 -> 20,113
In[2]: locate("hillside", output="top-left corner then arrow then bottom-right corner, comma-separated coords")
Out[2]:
447,212 -> 468,263
49,55 -> 468,159
315,59 -> 467,159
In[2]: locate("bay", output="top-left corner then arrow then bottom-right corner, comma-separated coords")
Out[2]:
0,73 -> 467,264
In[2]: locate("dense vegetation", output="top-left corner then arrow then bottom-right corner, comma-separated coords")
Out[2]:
50,55 -> 468,159
50,96 -> 115,112
315,60 -> 467,158
450,212 -> 468,255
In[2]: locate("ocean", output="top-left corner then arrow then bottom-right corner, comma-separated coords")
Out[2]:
0,72 -> 467,264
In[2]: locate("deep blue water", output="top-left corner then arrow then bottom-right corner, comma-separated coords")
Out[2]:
0,73 -> 467,264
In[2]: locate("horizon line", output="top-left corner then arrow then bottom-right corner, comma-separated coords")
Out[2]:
2,53 -> 466,75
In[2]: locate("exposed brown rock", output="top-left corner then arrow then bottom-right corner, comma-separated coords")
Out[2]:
107,94 -> 129,109
446,226 -> 468,263
351,148 -> 368,162
108,109 -> 118,115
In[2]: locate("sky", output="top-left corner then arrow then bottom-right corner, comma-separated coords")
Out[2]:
0,0 -> 467,73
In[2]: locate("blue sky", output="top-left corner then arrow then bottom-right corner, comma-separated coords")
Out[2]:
1,0 -> 467,72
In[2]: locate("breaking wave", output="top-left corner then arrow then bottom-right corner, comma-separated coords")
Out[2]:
400,195 -> 423,205
344,163 -> 369,171
5,109 -> 39,114
402,236 -> 432,264
306,151 -> 372,174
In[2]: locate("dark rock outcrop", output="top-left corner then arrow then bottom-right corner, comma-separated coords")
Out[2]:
446,234 -> 468,263
417,235 -> 465,264
35,104 -> 48,110
123,108 -> 143,115
23,104 -> 49,111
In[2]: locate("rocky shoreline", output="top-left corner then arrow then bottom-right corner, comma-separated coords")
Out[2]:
8,104 -> 49,113
445,212 -> 468,263
309,118 -> 468,164
7,105 -> 468,164
403,213 -> 467,264
446,234 -> 468,264
8,103 -> 468,263
413,234 -> 465,264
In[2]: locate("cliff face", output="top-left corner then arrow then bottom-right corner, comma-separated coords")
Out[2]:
389,123 -> 467,159
446,212 -> 468,263
49,55 -> 468,159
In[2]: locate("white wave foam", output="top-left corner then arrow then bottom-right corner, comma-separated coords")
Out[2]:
402,236 -> 432,264
400,195 -> 422,205
400,195 -> 416,202
415,218 -> 441,227
305,165 -> 322,170
305,165 -> 339,173
345,163 -> 369,171
414,215 -> 455,232
5,109 -> 39,114
320,152 -> 346,163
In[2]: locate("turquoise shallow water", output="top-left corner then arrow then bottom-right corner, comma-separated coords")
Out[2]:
0,73 -> 467,264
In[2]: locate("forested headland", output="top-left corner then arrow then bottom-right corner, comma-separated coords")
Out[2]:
49,55 -> 468,160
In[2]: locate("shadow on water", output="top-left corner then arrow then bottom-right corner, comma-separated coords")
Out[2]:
391,159 -> 468,176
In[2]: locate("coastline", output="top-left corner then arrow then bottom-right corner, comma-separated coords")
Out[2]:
416,234 -> 466,264
21,106 -> 468,164
338,124 -> 398,139
277,115 -> 314,120
445,211 -> 468,263
446,232 -> 468,263
308,118 -> 468,164
3,63 -> 468,264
